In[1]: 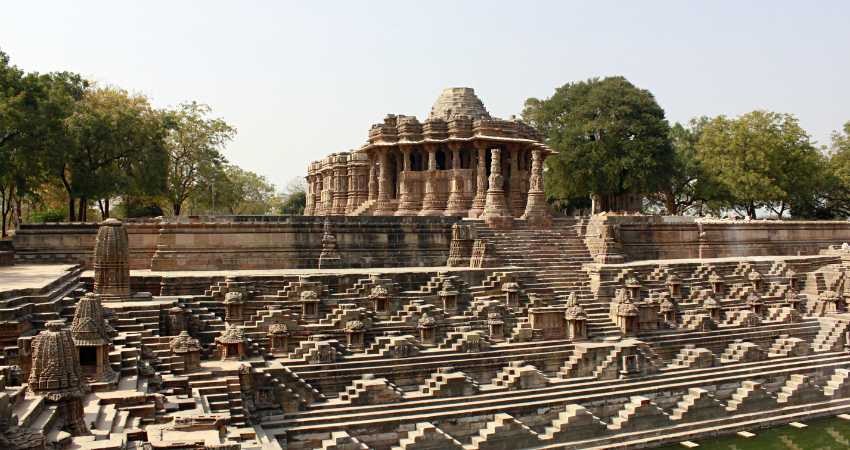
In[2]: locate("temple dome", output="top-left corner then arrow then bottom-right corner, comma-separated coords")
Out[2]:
428,87 -> 490,121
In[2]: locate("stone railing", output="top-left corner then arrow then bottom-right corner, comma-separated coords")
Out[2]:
583,215 -> 850,263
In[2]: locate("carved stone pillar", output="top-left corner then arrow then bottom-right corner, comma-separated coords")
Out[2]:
318,219 -> 342,269
447,223 -> 476,266
521,148 -> 550,227
368,155 -> 378,202
331,157 -> 348,215
345,155 -> 369,214
445,143 -> 466,216
314,174 -> 325,215
420,144 -> 443,216
396,146 -> 419,215
374,150 -> 394,215
483,148 -> 512,228
323,168 -> 334,216
304,174 -> 315,216
468,142 -> 488,218
344,160 -> 357,215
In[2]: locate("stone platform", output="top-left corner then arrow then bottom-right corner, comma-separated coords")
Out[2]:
0,264 -> 78,294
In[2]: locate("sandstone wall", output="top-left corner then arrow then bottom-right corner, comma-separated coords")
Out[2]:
13,216 -> 457,271
149,216 -> 457,270
585,215 -> 850,262
12,222 -> 160,269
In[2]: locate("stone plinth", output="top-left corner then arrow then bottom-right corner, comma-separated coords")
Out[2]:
529,307 -> 566,340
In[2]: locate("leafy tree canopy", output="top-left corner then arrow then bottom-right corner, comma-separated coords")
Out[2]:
695,111 -> 824,219
164,101 -> 235,216
523,76 -> 675,204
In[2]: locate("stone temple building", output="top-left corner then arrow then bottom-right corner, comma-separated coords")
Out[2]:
304,87 -> 554,221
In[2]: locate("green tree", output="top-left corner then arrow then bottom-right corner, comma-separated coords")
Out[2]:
189,164 -> 276,215
651,118 -> 729,215
164,102 -> 235,216
59,86 -> 167,220
0,49 -> 25,236
696,111 -> 824,219
823,121 -> 850,218
275,177 -> 307,215
523,76 -> 675,208
0,50 -> 84,234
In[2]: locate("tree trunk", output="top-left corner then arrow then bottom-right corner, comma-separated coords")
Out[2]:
172,201 -> 182,217
60,170 -> 75,222
78,197 -> 87,222
747,203 -> 757,220
1,187 -> 11,237
663,191 -> 678,215
97,198 -> 110,219
68,196 -> 76,222
14,195 -> 22,228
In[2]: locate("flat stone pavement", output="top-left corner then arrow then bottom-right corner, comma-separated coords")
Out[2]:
0,264 -> 77,292
81,265 -> 509,279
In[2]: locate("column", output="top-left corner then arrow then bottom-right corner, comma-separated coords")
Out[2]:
325,169 -> 334,215
468,141 -> 488,218
313,175 -> 323,215
482,148 -> 512,228
345,166 -> 356,214
396,146 -> 419,215
368,154 -> 378,202
444,143 -> 466,216
332,159 -> 348,215
304,174 -> 315,216
521,148 -> 551,227
374,150 -> 393,215
419,144 -> 442,216
345,158 -> 368,215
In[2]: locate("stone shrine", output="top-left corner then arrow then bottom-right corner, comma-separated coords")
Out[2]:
305,87 -> 554,222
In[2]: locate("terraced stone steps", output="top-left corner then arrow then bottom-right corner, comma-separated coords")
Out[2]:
270,351 -> 850,427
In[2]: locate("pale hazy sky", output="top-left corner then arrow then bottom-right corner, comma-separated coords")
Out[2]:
4,1 -> 849,189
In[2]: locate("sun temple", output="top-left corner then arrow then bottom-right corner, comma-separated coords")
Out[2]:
304,88 -> 553,226
4,89 -> 850,449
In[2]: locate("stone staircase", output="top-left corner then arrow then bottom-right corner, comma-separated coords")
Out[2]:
188,372 -> 247,426
473,219 -> 621,339
768,335 -> 810,358
608,395 -> 672,432
719,340 -> 767,363
364,335 -> 421,358
490,361 -> 548,390
338,376 -> 405,405
667,345 -> 717,369
812,317 -> 850,352
416,370 -> 480,398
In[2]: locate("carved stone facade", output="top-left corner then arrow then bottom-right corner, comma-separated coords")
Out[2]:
306,88 -> 553,221
27,320 -> 89,436
70,292 -> 117,384
93,218 -> 131,300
